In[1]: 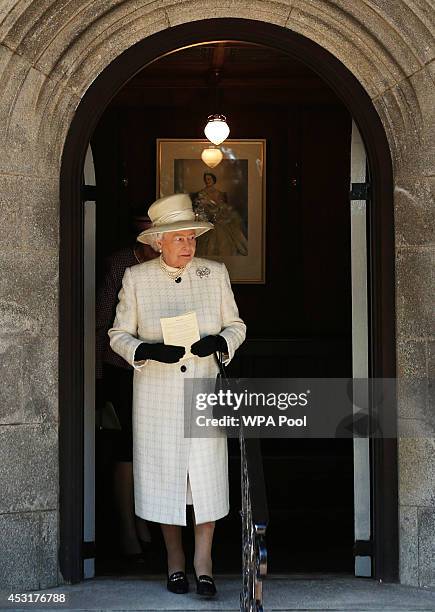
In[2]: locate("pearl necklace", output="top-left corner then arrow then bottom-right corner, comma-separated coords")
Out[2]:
159,254 -> 189,281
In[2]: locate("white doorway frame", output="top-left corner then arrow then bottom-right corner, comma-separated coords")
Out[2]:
350,121 -> 372,577
83,144 -> 96,580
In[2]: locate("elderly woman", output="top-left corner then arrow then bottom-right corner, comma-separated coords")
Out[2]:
108,193 -> 246,596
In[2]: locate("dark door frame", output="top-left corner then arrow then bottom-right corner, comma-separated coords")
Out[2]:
59,18 -> 397,584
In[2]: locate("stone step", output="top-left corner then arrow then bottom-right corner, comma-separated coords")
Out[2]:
2,574 -> 434,611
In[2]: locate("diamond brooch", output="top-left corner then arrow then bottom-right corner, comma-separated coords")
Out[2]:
196,266 -> 211,278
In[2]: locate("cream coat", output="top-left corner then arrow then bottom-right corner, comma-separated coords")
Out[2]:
108,256 -> 246,525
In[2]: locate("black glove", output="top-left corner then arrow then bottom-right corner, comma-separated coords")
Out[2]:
134,342 -> 185,364
190,335 -> 228,358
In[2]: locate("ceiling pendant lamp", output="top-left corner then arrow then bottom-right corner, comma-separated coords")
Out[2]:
204,113 -> 230,146
201,146 -> 223,168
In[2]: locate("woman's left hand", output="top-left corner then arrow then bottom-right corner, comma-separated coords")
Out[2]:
191,335 -> 227,357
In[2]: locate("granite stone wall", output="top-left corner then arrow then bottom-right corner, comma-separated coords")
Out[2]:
0,0 -> 433,590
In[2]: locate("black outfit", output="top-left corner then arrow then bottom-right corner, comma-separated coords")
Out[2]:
96,245 -> 157,462
102,363 -> 134,461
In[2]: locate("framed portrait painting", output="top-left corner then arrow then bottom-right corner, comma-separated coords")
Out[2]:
156,139 -> 266,283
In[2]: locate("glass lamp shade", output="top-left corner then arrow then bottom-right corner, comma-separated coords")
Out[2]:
201,147 -> 223,168
204,114 -> 230,145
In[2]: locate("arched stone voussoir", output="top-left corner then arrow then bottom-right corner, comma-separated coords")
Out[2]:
28,2 -> 168,83
0,0 -> 35,45
164,0 -> 292,28
34,83 -> 82,174
55,6 -> 170,97
372,63 -> 434,178
1,0 -> 128,62
362,0 -> 435,66
0,43 -> 49,175
287,0 -> 422,98
0,42 -> 81,175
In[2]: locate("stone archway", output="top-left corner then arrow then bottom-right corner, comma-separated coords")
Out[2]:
0,2 -> 433,591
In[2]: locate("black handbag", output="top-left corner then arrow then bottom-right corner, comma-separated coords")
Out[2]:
213,350 -> 228,420
96,400 -> 122,431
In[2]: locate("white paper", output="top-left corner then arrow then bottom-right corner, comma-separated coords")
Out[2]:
160,311 -> 200,361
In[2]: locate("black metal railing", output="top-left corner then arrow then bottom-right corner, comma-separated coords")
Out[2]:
239,432 -> 268,612
233,337 -> 348,609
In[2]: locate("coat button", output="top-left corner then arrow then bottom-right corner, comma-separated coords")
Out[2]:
180,365 -> 187,372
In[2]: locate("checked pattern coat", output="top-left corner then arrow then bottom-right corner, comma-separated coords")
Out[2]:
108,256 -> 246,525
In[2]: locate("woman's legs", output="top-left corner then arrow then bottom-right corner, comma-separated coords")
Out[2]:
160,517 -> 215,576
106,364 -> 152,554
160,524 -> 185,575
113,461 -> 151,554
192,509 -> 215,577
113,461 -> 140,554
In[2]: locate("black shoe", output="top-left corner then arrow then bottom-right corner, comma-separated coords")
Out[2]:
167,571 -> 189,594
194,571 -> 217,597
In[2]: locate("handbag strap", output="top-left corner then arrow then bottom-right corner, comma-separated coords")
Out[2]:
213,350 -> 228,379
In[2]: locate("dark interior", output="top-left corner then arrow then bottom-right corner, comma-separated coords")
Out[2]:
92,42 -> 354,576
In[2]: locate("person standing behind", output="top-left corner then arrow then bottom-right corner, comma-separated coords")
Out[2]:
95,209 -> 159,561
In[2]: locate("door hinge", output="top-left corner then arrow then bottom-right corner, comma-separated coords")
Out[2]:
350,182 -> 370,200
82,540 -> 96,559
353,539 -> 373,556
81,184 -> 97,201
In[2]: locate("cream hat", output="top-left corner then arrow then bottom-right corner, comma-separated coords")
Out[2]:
137,193 -> 213,245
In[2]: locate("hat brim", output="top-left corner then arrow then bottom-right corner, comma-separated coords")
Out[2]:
136,220 -> 214,245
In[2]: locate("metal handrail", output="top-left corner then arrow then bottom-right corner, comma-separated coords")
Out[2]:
240,431 -> 269,612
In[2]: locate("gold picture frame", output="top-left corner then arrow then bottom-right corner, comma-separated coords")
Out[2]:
156,138 -> 266,284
